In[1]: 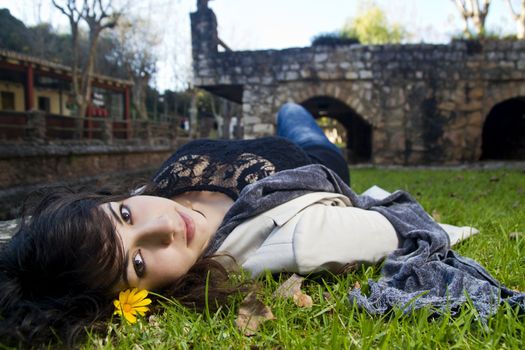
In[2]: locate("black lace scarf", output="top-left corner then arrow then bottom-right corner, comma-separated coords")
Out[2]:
152,137 -> 314,200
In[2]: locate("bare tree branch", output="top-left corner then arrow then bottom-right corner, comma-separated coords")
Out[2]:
52,0 -> 122,137
504,0 -> 525,38
453,0 -> 471,17
505,0 -> 520,19
453,0 -> 472,36
451,0 -> 492,37
482,0 -> 491,14
52,1 -> 82,98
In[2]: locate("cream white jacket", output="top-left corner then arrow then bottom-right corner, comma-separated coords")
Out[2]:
216,189 -> 478,277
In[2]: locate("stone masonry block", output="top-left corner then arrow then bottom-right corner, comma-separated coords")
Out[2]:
244,116 -> 261,124
359,70 -> 373,79
253,123 -> 274,134
345,71 -> 359,79
314,53 -> 328,63
285,71 -> 299,80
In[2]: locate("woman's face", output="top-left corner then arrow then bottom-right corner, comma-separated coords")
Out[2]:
102,195 -> 223,291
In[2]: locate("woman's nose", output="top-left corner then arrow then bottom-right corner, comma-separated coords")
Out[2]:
134,215 -> 178,245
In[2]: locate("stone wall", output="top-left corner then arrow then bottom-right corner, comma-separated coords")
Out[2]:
191,4 -> 525,165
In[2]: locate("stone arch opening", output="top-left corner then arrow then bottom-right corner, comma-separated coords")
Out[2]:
481,97 -> 525,160
301,96 -> 371,163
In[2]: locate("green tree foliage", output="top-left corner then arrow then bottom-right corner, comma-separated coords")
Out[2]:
341,2 -> 407,44
0,8 -> 123,77
0,9 -> 31,52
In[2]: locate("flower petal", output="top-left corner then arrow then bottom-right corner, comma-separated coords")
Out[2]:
123,310 -> 137,323
133,298 -> 152,307
134,306 -> 150,315
120,289 -> 131,304
113,300 -> 122,315
127,288 -> 139,301
130,289 -> 148,304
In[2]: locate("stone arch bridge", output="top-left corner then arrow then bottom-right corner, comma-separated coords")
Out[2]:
191,3 -> 525,164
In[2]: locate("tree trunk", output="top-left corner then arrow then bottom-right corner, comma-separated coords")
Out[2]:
506,0 -> 525,39
453,0 -> 491,38
519,0 -> 525,39
74,95 -> 86,139
131,74 -> 149,120
75,30 -> 100,138
472,15 -> 487,36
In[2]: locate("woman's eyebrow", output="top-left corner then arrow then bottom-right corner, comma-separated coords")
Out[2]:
107,203 -> 123,225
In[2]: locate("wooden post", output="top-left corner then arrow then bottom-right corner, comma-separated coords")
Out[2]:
25,65 -> 34,111
59,87 -> 63,115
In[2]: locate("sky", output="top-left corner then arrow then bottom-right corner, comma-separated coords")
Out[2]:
0,0 -> 519,90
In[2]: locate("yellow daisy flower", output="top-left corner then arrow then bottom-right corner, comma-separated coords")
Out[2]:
113,288 -> 152,323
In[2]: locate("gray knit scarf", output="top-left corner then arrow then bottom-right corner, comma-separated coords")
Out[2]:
206,164 -> 524,319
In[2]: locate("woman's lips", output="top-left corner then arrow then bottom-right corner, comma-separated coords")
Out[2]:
179,211 -> 195,245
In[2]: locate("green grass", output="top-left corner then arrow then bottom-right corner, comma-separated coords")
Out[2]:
85,168 -> 525,349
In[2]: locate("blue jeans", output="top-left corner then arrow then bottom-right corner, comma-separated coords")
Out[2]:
276,103 -> 350,185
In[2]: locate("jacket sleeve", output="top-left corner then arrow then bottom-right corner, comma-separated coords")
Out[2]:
293,204 -> 399,274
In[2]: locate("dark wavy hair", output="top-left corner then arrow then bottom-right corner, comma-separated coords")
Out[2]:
0,188 -> 243,347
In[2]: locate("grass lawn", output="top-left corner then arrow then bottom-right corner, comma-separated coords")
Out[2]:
85,168 -> 525,349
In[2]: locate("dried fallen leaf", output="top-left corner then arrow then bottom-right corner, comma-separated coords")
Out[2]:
353,281 -> 361,290
273,274 -> 304,298
293,291 -> 313,308
431,209 -> 441,222
235,292 -> 275,336
273,274 -> 314,308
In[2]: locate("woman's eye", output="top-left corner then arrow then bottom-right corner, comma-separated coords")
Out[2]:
119,204 -> 132,224
133,249 -> 146,278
